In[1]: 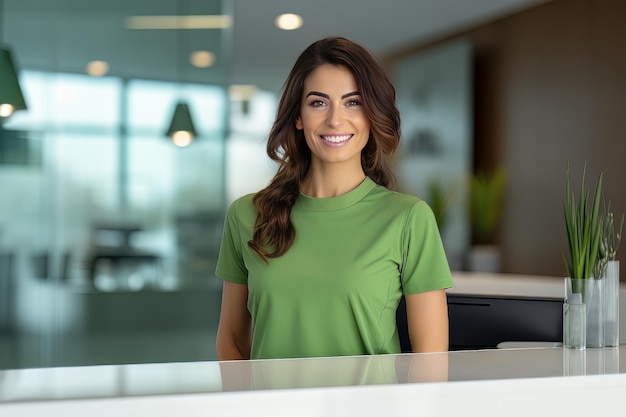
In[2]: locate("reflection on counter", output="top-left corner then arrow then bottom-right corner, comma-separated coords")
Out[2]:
0,352 -> 450,402
2,347 -> 626,404
219,353 -> 449,392
563,348 -> 620,376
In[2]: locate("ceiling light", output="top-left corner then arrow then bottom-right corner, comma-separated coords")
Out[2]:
190,51 -> 215,68
166,102 -> 197,148
0,104 -> 14,118
86,60 -> 109,77
126,15 -> 232,30
275,14 -> 303,31
172,130 -> 193,148
0,47 -> 27,120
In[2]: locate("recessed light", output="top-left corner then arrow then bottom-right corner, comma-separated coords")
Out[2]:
275,13 -> 303,31
190,51 -> 215,68
126,15 -> 232,30
86,60 -> 109,77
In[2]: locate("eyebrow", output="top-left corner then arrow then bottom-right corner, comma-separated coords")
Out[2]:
305,91 -> 361,99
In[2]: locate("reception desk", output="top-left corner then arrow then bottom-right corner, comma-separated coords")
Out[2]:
448,272 -> 626,343
2,272 -> 625,415
1,347 -> 625,416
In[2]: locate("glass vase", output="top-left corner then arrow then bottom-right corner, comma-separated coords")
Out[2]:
563,300 -> 586,349
565,277 -> 603,348
602,260 -> 620,347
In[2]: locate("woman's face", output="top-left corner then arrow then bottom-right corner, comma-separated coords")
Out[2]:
296,64 -> 370,170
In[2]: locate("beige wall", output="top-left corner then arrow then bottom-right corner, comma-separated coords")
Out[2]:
387,0 -> 626,278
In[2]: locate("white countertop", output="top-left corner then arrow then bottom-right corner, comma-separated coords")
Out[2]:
2,347 -> 626,416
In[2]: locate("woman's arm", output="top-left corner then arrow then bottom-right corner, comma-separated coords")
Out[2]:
216,281 -> 252,360
405,289 -> 449,352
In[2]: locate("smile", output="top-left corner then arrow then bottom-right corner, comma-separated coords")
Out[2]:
321,134 -> 352,143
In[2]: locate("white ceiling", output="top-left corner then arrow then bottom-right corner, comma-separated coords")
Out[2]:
3,0 -> 550,93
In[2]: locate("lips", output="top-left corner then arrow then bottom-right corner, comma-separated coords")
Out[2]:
321,134 -> 352,143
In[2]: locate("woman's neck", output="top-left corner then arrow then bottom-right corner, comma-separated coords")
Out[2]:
300,165 -> 366,198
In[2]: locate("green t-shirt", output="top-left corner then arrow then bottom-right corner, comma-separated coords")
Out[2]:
216,177 -> 453,359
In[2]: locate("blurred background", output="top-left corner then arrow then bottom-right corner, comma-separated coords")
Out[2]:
1,0 -> 625,369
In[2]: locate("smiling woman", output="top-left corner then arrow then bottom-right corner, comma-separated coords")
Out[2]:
215,37 -> 453,360
296,64 -> 370,182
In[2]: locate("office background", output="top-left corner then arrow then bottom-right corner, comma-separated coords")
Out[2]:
1,0 -> 625,369
388,0 -> 626,277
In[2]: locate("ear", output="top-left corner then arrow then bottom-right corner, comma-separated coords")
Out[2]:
295,116 -> 303,130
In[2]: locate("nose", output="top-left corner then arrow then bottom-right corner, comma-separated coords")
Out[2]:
326,106 -> 345,127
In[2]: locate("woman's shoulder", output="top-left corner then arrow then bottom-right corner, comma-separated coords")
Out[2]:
226,193 -> 258,219
231,192 -> 256,206
369,183 -> 427,209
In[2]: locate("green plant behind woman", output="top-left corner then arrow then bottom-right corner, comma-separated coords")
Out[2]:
427,180 -> 450,232
470,169 -> 506,245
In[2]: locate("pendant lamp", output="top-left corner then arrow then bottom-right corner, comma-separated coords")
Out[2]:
166,101 -> 197,147
0,46 -> 27,120
165,0 -> 197,148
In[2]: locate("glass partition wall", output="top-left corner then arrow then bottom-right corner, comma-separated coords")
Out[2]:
0,0 -> 276,369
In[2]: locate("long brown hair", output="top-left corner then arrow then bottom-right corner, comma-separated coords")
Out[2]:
248,37 -> 401,261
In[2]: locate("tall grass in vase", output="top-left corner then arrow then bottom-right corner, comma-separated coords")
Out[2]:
563,164 -> 604,347
563,165 -> 603,284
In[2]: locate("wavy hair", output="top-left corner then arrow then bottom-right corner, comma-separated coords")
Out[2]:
248,37 -> 401,261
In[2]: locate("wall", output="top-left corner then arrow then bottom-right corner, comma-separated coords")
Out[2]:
387,0 -> 626,278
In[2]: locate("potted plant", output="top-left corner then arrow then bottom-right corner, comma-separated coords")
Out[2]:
467,168 -> 506,273
562,164 -> 604,348
427,180 -> 450,233
427,179 -> 464,270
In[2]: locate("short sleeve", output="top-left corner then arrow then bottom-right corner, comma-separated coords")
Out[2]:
400,200 -> 454,294
215,197 -> 249,285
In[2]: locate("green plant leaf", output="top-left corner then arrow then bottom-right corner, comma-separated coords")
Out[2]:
563,163 -> 605,279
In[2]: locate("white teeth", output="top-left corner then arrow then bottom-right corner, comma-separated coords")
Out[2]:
322,134 -> 352,143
